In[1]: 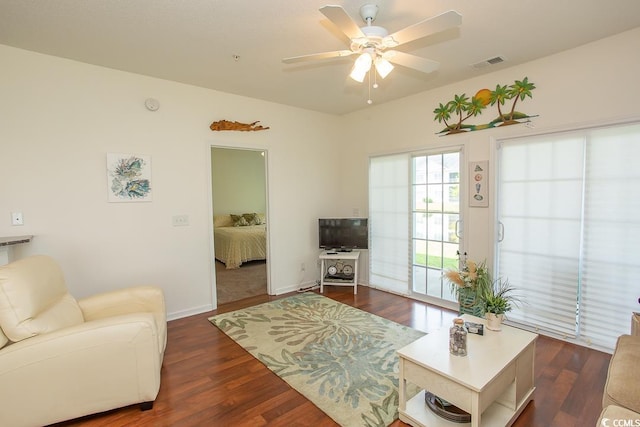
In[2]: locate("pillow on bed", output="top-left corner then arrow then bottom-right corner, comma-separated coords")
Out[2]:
214,215 -> 234,227
231,214 -> 250,227
242,213 -> 262,225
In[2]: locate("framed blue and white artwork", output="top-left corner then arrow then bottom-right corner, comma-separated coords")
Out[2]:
106,153 -> 152,202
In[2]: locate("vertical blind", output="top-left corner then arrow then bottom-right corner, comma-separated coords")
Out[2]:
369,153 -> 410,295
497,122 -> 640,352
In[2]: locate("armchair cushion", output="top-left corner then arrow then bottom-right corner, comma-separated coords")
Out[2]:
0,255 -> 83,343
0,255 -> 167,427
603,334 -> 640,414
78,285 -> 167,355
0,312 -> 162,426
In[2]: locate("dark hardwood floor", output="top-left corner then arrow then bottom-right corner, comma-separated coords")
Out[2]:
57,287 -> 611,427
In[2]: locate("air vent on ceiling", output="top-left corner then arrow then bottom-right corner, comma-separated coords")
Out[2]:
471,56 -> 506,70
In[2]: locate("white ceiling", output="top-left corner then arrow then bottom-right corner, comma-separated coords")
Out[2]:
1,1 -> 640,115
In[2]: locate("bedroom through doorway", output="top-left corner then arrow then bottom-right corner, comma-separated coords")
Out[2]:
210,146 -> 269,305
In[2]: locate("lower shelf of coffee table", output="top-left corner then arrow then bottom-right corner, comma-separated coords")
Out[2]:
400,389 -> 533,427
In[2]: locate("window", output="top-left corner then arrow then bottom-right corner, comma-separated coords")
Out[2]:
496,121 -> 640,352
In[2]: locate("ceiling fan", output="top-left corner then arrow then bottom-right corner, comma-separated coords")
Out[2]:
283,4 -> 462,84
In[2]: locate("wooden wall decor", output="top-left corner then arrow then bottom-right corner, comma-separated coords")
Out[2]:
209,120 -> 270,132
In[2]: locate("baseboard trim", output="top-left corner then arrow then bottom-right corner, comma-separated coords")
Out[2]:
167,304 -> 213,321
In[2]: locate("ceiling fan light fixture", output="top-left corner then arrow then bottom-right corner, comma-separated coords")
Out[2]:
349,52 -> 373,82
374,57 -> 394,78
349,64 -> 369,83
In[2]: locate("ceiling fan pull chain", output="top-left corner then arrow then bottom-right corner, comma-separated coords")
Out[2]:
373,64 -> 379,89
367,68 -> 373,105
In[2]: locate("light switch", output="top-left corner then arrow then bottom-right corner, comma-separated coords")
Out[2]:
172,215 -> 189,226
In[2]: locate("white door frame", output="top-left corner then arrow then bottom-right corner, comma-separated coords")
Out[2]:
206,142 -> 271,309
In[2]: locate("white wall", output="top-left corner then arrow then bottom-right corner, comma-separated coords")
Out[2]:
2,27 -> 639,318
339,27 -> 640,267
211,147 -> 266,216
0,44 -> 342,319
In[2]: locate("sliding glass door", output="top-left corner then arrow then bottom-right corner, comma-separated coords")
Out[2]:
369,148 -> 463,307
496,133 -> 584,337
496,121 -> 640,352
412,152 -> 461,303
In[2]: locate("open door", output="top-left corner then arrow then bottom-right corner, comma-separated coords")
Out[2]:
210,146 -> 269,306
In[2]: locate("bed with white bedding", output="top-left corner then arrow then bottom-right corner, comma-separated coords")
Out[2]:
213,213 -> 266,269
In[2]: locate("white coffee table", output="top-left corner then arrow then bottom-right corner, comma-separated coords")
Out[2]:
398,314 -> 537,427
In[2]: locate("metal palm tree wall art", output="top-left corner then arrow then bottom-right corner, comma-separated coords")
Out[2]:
434,77 -> 537,135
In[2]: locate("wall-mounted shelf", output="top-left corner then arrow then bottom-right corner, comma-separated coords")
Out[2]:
0,235 -> 33,266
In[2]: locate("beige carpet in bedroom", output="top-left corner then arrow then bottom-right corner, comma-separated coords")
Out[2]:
215,260 -> 268,305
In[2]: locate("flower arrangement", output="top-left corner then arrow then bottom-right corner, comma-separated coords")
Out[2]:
444,253 -> 494,316
445,256 -> 492,300
444,259 -> 491,292
445,252 -> 521,320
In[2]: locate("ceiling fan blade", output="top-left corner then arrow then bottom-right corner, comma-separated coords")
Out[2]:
383,51 -> 440,74
319,5 -> 366,40
385,10 -> 462,47
282,50 -> 355,64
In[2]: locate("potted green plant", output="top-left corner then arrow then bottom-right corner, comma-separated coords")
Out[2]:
479,280 -> 520,331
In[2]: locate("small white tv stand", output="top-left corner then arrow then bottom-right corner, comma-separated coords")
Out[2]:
319,250 -> 360,294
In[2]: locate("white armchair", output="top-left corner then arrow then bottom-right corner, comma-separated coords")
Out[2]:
0,255 -> 167,427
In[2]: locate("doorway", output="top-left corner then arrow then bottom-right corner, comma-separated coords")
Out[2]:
210,146 -> 269,305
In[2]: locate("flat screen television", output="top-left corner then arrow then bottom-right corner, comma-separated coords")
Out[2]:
318,218 -> 368,251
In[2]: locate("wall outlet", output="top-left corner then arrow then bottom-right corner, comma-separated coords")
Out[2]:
11,212 -> 24,226
300,262 -> 306,272
172,215 -> 189,226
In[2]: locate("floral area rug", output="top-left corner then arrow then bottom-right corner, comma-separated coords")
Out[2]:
209,292 -> 425,427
